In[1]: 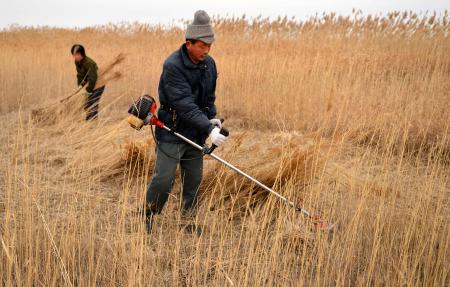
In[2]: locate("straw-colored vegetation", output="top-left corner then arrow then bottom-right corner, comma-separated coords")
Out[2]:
1,11 -> 449,286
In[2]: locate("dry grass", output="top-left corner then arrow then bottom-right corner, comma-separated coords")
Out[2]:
0,11 -> 449,286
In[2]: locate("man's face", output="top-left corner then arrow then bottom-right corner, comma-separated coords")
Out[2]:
72,53 -> 83,63
186,40 -> 212,63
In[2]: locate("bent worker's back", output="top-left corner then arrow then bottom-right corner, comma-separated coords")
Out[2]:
71,44 -> 105,121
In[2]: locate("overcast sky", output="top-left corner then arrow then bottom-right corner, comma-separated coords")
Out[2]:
0,0 -> 448,28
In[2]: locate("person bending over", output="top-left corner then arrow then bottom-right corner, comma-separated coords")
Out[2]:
71,44 -> 105,120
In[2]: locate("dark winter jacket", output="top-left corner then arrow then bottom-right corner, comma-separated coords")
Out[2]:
155,44 -> 218,145
75,56 -> 98,93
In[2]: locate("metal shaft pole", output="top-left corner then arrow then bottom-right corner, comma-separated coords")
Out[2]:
163,125 -> 311,217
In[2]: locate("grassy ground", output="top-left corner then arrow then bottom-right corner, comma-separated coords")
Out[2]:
0,12 -> 449,286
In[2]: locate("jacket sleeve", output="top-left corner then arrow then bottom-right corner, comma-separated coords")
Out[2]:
76,67 -> 83,86
207,60 -> 218,119
85,62 -> 98,93
164,63 -> 213,135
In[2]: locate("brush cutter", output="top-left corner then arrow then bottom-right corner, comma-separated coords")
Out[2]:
127,95 -> 333,231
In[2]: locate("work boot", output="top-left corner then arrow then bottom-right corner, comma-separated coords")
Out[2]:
180,210 -> 201,235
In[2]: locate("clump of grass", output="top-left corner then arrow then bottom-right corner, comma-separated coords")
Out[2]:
31,88 -> 86,125
107,139 -> 156,180
203,134 -> 329,215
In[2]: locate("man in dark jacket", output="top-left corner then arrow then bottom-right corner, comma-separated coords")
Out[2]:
71,44 -> 105,120
145,10 -> 227,233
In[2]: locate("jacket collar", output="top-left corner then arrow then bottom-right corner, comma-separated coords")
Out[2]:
180,44 -> 203,69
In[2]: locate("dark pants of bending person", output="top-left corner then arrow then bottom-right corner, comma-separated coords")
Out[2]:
146,141 -> 203,216
84,86 -> 105,120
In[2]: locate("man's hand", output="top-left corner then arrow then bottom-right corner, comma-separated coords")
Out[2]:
210,127 -> 227,147
209,118 -> 222,129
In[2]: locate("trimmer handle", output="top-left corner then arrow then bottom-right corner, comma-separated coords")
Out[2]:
205,127 -> 229,154
219,127 -> 229,137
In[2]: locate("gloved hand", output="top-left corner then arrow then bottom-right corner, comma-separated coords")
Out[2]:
210,127 -> 227,147
209,118 -> 222,129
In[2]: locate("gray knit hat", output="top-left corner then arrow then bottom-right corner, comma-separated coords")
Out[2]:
185,10 -> 215,44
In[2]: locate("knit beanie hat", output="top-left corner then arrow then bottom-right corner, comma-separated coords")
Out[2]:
185,10 -> 215,44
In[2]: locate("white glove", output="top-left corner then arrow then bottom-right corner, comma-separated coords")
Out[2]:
210,127 -> 227,147
209,118 -> 222,129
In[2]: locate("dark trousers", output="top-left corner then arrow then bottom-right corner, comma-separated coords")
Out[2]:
84,86 -> 105,120
146,141 -> 203,215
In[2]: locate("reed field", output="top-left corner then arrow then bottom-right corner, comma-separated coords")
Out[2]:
0,11 -> 449,286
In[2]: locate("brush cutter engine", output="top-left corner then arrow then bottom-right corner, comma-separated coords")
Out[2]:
127,95 -> 162,130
